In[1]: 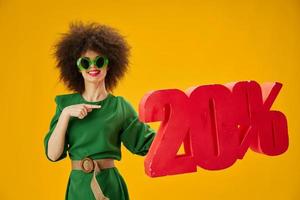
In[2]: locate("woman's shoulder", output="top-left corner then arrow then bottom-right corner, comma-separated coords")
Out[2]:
114,95 -> 131,106
54,92 -> 79,110
115,95 -> 137,116
55,92 -> 78,101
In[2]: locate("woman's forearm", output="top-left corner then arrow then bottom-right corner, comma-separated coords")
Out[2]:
47,109 -> 70,161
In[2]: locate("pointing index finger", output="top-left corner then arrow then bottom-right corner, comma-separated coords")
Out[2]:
84,104 -> 101,109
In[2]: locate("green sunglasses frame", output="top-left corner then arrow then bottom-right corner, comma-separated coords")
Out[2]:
76,55 -> 109,71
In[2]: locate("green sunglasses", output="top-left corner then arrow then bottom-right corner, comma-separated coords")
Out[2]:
76,55 -> 109,71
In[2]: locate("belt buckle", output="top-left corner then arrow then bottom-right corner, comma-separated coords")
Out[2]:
80,157 -> 94,173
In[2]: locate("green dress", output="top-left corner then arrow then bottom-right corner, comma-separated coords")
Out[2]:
43,92 -> 157,200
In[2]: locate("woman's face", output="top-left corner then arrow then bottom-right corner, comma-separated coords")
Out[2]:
79,49 -> 109,84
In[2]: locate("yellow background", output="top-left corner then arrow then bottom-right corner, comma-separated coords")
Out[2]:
0,0 -> 299,199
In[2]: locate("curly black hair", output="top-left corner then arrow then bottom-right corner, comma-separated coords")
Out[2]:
51,21 -> 131,94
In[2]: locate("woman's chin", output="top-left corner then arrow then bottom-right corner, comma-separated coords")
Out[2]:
85,76 -> 105,83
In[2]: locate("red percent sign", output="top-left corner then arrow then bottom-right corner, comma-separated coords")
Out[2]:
139,81 -> 288,177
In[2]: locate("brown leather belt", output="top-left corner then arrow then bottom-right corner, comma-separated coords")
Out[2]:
71,157 -> 115,200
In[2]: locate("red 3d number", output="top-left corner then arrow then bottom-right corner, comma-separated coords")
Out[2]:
139,81 -> 288,177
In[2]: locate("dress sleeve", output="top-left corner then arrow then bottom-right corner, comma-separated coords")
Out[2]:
120,97 -> 157,156
43,96 -> 68,162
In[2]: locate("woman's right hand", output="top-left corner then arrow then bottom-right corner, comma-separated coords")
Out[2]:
62,104 -> 101,119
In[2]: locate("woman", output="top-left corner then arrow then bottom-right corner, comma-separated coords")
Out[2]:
43,21 -> 156,200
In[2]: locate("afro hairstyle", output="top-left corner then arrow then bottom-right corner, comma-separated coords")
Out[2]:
52,21 -> 131,94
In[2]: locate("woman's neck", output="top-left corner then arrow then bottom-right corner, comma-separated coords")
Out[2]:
82,80 -> 108,102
